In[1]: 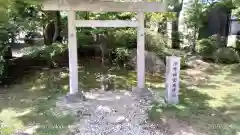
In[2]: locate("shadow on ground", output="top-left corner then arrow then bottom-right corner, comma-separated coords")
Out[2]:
0,60 -> 164,135
148,64 -> 240,135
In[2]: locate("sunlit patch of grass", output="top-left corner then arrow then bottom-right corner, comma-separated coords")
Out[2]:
0,69 -> 75,135
148,64 -> 240,135
0,62 -> 167,134
2,60 -> 237,134
0,89 -> 74,135
0,109 -> 26,134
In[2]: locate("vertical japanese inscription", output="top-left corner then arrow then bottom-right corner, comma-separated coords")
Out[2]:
165,56 -> 180,104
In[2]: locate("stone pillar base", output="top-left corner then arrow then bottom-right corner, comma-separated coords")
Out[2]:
64,91 -> 86,103
132,87 -> 153,100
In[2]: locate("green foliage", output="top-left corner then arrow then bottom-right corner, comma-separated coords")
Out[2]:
0,56 -> 5,75
197,36 -> 240,64
213,47 -> 240,64
184,0 -> 204,52
76,11 -> 136,48
0,23 -> 10,78
184,0 -> 203,30
151,12 -> 175,22
77,32 -> 95,46
197,38 -> 216,57
148,102 -> 163,121
145,30 -> 167,56
0,0 -> 42,80
112,47 -> 131,66
23,43 -> 68,67
76,28 -> 137,49
25,43 -> 67,58
113,29 -> 136,48
197,35 -> 225,58
107,29 -> 167,66
180,54 -> 189,69
236,39 -> 240,51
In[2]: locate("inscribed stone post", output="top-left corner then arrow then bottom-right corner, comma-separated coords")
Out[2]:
165,56 -> 180,104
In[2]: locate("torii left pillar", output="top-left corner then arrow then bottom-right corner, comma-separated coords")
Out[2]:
137,12 -> 145,89
68,11 -> 78,94
65,11 -> 85,102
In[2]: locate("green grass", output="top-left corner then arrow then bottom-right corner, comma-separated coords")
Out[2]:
0,68 -> 74,135
148,64 -> 240,135
1,59 -> 239,135
0,60 -> 163,135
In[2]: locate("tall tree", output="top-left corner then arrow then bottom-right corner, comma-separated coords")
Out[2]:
232,0 -> 240,18
43,11 -> 62,45
170,0 -> 184,49
184,0 -> 204,52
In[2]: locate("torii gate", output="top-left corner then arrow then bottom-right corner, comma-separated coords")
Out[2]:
42,0 -> 167,97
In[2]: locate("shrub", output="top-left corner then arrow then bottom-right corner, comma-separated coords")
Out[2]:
197,35 -> 226,59
180,54 -> 190,69
112,28 -> 137,49
25,43 -> 67,58
24,32 -> 42,45
0,45 -> 7,75
0,27 -> 9,82
0,46 -> 12,83
163,49 -> 191,69
109,29 -> 167,51
213,47 -> 240,64
0,54 -> 6,83
236,39 -> 240,51
23,43 -> 68,67
0,56 -> 4,75
77,28 -> 137,50
145,30 -> 167,57
77,32 -> 95,46
110,47 -> 131,67
197,35 -> 240,63
197,36 -> 217,58
108,30 -> 168,67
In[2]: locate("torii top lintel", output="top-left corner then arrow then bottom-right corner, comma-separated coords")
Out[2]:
42,0 -> 167,12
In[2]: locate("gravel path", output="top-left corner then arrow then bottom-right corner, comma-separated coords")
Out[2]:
56,89 -> 165,135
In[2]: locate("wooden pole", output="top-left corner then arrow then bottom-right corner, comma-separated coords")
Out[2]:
68,11 -> 78,94
137,12 -> 145,89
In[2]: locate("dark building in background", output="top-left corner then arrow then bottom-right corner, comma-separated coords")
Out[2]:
198,2 -> 240,48
199,3 -> 231,40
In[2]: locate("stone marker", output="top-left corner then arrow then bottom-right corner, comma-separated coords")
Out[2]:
165,56 -> 180,104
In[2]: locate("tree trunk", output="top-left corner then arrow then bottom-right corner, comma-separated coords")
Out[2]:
53,11 -> 62,43
171,19 -> 180,49
191,29 -> 197,53
171,0 -> 183,49
4,46 -> 12,59
44,21 -> 55,45
44,11 -> 62,45
158,21 -> 167,35
84,12 -> 89,20
10,32 -> 15,45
